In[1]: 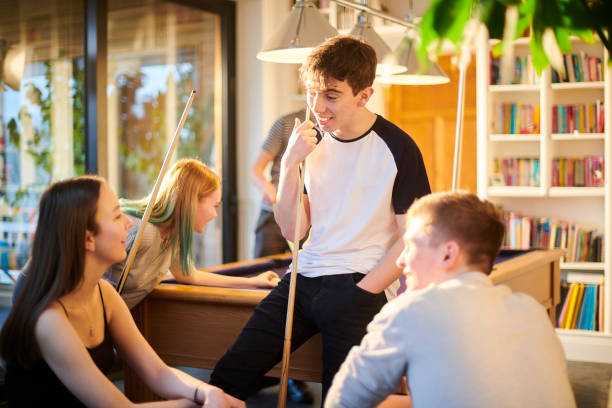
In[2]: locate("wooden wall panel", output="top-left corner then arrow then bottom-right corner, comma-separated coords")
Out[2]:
384,55 -> 477,193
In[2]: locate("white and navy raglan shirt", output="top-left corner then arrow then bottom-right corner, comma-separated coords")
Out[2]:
297,115 -> 430,278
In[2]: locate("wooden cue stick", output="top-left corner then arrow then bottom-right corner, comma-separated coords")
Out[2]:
116,90 -> 197,294
278,107 -> 311,408
452,61 -> 468,192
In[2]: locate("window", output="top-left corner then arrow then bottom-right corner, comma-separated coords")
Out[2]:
0,0 -> 85,282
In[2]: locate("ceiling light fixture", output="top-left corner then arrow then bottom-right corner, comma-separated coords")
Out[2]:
0,40 -> 26,92
256,0 -> 339,64
376,30 -> 450,85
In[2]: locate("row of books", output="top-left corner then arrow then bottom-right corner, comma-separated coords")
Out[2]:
492,157 -> 540,187
552,53 -> 604,83
502,212 -> 604,262
557,282 -> 604,332
552,102 -> 605,134
490,54 -> 539,85
551,156 -> 605,187
493,103 -> 540,134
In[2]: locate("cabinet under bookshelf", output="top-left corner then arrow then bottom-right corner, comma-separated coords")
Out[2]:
476,28 -> 612,363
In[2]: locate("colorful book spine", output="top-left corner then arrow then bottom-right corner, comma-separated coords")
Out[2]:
492,158 -> 540,187
551,156 -> 605,187
490,54 -> 539,85
558,279 -> 604,332
552,53 -> 603,83
500,211 -> 604,263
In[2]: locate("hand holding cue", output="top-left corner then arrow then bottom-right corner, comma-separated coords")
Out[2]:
278,107 -> 311,408
116,90 -> 197,294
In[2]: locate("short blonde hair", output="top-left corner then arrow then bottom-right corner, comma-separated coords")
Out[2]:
407,192 -> 505,274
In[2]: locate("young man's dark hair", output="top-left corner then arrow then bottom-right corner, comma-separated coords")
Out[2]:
300,35 -> 376,95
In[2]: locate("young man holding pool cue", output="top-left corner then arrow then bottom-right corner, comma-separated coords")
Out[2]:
210,35 -> 431,403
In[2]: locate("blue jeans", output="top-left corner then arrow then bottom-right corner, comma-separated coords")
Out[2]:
210,272 -> 387,402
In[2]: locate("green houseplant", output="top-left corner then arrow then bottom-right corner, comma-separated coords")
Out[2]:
418,0 -> 611,75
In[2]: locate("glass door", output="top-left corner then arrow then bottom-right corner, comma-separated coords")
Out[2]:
106,0 -> 226,267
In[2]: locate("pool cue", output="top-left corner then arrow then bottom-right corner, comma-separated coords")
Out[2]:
116,90 -> 196,294
452,60 -> 468,192
278,107 -> 311,408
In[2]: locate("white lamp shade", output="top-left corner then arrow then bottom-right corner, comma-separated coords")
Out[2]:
256,1 -> 338,64
349,21 -> 407,76
3,45 -> 26,90
0,40 -> 25,91
377,34 -> 449,85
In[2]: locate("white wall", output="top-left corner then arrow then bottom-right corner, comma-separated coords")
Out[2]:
235,0 -> 303,260
235,0 -> 263,260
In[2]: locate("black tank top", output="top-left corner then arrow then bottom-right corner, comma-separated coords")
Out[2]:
6,283 -> 115,407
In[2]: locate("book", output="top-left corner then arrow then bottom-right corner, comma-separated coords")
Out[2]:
599,284 -> 605,331
571,283 -> 586,328
593,285 -> 599,331
576,285 -> 591,330
597,100 -> 605,133
566,55 -> 576,82
557,281 -> 572,328
585,285 -> 596,331
566,283 -> 584,329
562,283 -> 579,329
560,283 -> 578,328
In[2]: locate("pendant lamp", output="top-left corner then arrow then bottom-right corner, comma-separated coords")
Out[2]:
0,40 -> 26,91
377,29 -> 450,85
256,0 -> 339,64
349,12 -> 407,76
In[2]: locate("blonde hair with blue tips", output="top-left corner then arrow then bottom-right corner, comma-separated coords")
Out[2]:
120,158 -> 220,275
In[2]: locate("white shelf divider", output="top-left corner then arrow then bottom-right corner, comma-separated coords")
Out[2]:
487,186 -> 545,197
551,81 -> 605,90
490,134 -> 540,142
551,133 -> 605,141
561,262 -> 605,271
548,187 -> 605,197
489,84 -> 540,92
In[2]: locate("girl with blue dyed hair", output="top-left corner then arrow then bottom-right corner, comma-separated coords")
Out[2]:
105,158 -> 280,309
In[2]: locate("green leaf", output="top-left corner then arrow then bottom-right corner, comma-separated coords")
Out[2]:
572,29 -> 596,45
431,0 -> 473,44
7,119 -> 20,147
418,0 -> 473,64
554,26 -> 571,53
481,1 -> 506,40
529,32 -> 550,75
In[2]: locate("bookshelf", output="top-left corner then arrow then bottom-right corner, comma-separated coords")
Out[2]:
476,28 -> 612,363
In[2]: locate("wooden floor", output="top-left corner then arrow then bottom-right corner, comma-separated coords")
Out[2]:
567,361 -> 612,408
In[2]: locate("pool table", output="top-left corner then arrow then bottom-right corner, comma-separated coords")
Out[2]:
124,248 -> 563,401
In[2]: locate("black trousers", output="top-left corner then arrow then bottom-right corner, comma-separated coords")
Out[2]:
253,209 -> 290,258
210,272 -> 387,402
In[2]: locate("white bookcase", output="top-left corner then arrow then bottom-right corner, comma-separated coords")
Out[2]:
476,28 -> 612,363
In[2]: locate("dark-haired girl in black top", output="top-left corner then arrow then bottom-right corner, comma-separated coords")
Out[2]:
0,176 -> 244,407
6,283 -> 114,406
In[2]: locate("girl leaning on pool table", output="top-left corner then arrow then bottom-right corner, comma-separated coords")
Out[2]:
105,158 -> 280,309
